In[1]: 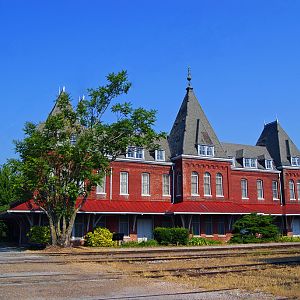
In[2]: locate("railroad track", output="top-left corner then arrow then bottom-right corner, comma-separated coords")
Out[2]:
1,247 -> 300,265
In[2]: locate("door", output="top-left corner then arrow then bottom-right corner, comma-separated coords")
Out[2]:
137,219 -> 153,241
292,217 -> 300,236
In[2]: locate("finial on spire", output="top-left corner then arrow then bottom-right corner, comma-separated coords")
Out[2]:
187,66 -> 192,89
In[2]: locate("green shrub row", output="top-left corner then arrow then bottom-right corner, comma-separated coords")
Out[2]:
121,239 -> 158,248
153,227 -> 189,245
85,227 -> 117,247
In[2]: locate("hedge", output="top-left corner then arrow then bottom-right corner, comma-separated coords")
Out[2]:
153,227 -> 189,245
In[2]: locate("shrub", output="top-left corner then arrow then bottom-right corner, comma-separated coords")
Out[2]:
0,221 -> 8,241
27,226 -> 51,244
121,239 -> 159,248
277,236 -> 300,243
85,227 -> 116,247
229,213 -> 280,244
153,227 -> 189,245
188,237 -> 222,246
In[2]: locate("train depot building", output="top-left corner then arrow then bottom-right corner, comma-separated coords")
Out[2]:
5,76 -> 300,244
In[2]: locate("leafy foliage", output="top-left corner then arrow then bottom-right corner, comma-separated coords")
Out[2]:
12,71 -> 164,247
230,213 -> 280,244
188,237 -> 222,246
121,239 -> 159,248
277,236 -> 300,242
153,227 -> 189,245
0,162 -> 21,212
0,221 -> 8,241
85,227 -> 116,247
27,226 -> 51,244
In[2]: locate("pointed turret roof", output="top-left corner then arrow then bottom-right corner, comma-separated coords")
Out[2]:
256,121 -> 300,167
168,73 -> 226,158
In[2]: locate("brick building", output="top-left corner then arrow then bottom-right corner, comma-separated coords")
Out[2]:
6,74 -> 300,243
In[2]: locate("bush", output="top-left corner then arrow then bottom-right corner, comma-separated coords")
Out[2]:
229,214 -> 280,244
27,226 -> 51,244
277,236 -> 300,243
153,227 -> 189,245
121,239 -> 159,248
0,221 -> 8,241
85,227 -> 116,247
188,237 -> 222,246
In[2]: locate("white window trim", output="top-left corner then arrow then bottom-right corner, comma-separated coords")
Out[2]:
120,172 -> 129,195
241,179 -> 248,199
297,181 -> 300,201
257,180 -> 264,200
289,180 -> 296,200
96,176 -> 106,195
155,149 -> 165,161
272,181 -> 279,200
216,173 -> 224,197
191,172 -> 199,196
243,158 -> 258,169
265,159 -> 273,170
126,146 -> 145,160
203,172 -> 212,196
141,173 -> 150,196
198,144 -> 215,157
291,156 -> 300,167
162,174 -> 171,196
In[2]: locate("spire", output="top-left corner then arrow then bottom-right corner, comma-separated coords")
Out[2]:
187,66 -> 192,89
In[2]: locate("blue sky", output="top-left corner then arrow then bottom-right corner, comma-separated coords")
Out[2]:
1,1 -> 300,164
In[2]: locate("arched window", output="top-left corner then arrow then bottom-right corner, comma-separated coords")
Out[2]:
204,172 -> 211,196
191,172 -> 199,195
289,180 -> 296,200
297,180 -> 300,200
216,173 -> 223,197
241,179 -> 248,199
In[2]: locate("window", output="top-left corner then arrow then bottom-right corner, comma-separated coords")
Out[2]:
191,172 -> 199,195
289,180 -> 296,200
162,174 -> 171,196
265,160 -> 273,170
120,172 -> 128,195
205,216 -> 213,235
241,179 -> 248,199
198,145 -> 215,157
257,180 -> 264,199
216,173 -> 224,197
141,173 -> 150,195
126,146 -> 144,159
191,215 -> 200,236
155,149 -> 165,161
217,216 -> 225,235
176,173 -> 182,196
243,158 -> 257,168
297,181 -> 300,200
272,181 -> 279,200
204,172 -> 211,196
119,216 -> 129,236
96,176 -> 106,194
291,157 -> 300,166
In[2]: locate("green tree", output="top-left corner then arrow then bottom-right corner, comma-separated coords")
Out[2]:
0,162 -> 20,212
13,71 -> 164,247
230,213 -> 280,243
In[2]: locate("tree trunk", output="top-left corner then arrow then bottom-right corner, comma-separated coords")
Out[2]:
48,216 -> 57,246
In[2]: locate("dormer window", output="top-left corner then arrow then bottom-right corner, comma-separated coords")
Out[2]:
265,159 -> 273,170
198,145 -> 215,157
155,149 -> 165,161
291,156 -> 300,166
126,146 -> 144,159
243,158 -> 257,168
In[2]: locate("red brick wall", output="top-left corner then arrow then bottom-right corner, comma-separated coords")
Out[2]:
283,169 -> 300,203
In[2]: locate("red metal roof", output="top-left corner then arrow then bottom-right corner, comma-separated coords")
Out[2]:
240,204 -> 283,215
171,201 -> 249,214
9,199 -> 300,215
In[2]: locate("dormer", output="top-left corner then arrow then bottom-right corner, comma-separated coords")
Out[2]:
155,149 -> 165,161
197,144 -> 215,157
243,157 -> 257,168
126,146 -> 144,159
291,156 -> 300,167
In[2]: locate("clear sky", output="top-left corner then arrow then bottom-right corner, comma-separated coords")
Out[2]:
1,1 -> 300,164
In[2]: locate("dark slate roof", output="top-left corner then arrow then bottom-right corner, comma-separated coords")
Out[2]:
256,121 -> 300,167
221,142 -> 272,169
168,87 -> 226,158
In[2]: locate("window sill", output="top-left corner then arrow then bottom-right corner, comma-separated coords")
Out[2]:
242,197 -> 249,200
273,198 -> 280,201
163,194 -> 171,197
290,198 -> 296,201
141,194 -> 151,197
96,192 -> 106,195
191,194 -> 200,196
204,194 -> 212,197
216,195 -> 224,198
120,193 -> 129,196
258,198 -> 265,200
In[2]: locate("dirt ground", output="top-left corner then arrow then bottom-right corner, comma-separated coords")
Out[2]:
0,246 -> 299,299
